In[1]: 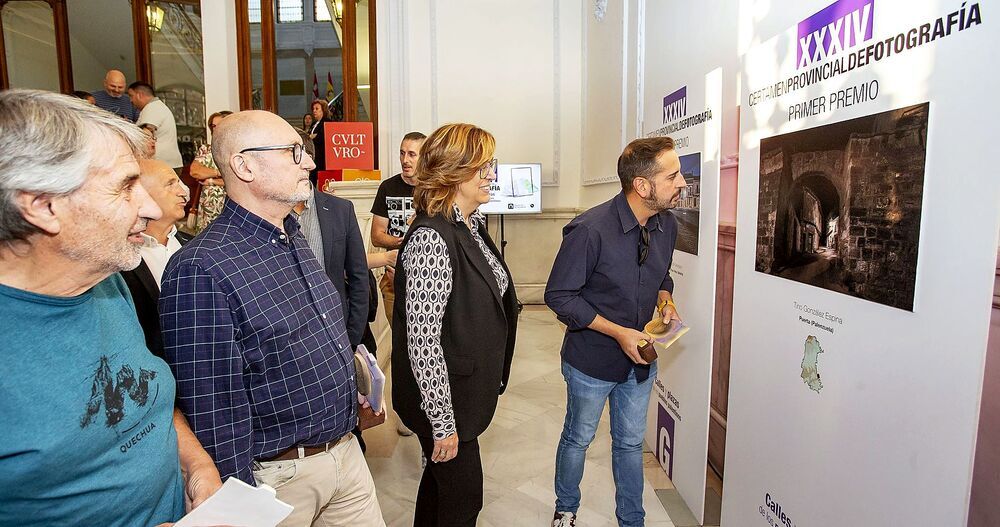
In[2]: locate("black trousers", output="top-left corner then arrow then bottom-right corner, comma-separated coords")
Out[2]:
414,435 -> 483,527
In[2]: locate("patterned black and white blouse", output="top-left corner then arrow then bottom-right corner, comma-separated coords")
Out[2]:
402,205 -> 509,440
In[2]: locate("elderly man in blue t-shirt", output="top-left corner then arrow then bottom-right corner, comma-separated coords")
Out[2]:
0,90 -> 222,527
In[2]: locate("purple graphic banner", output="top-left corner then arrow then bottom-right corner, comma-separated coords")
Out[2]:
797,0 -> 875,68
662,86 -> 687,124
657,403 -> 676,479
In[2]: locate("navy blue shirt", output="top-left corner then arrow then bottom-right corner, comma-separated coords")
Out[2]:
545,192 -> 677,383
90,90 -> 139,122
159,199 -> 357,485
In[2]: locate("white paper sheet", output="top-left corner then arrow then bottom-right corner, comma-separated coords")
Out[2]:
174,477 -> 293,527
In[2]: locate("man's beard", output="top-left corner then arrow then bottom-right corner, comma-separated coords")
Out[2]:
264,180 -> 312,204
64,235 -> 142,274
643,181 -> 674,212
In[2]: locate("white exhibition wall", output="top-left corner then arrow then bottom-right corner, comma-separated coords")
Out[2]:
381,0 -> 589,302
580,0 -> 741,214
384,0 -> 583,210
640,64 -> 723,524
723,1 -> 999,525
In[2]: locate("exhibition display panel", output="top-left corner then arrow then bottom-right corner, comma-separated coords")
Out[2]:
722,1 -> 997,525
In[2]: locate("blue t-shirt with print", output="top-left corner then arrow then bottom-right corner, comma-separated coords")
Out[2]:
0,274 -> 185,526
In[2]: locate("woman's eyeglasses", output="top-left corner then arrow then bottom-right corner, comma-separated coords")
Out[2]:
478,158 -> 498,179
239,143 -> 304,165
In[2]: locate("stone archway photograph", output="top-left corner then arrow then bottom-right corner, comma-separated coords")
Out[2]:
754,102 -> 929,311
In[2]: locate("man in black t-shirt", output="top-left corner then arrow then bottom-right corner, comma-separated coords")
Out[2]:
370,131 -> 426,318
371,132 -> 426,243
371,170 -> 417,240
371,131 -> 425,436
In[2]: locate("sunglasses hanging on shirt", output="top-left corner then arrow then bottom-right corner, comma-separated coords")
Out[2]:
638,225 -> 650,266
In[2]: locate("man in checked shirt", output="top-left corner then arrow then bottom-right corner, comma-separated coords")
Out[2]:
159,111 -> 385,526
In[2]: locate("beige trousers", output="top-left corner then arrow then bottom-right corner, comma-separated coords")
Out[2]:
253,435 -> 385,527
378,271 -> 395,328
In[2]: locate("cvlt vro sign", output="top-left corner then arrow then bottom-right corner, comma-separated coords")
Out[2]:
331,133 -> 367,158
324,122 -> 374,170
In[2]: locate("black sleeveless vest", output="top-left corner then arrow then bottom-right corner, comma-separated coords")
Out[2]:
391,212 -> 519,441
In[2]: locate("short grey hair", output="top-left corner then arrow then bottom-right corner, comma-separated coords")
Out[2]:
0,89 -> 149,244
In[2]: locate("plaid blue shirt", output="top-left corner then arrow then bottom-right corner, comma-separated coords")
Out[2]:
159,199 -> 357,485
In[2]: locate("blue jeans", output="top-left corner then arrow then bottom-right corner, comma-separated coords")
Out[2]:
555,361 -> 656,527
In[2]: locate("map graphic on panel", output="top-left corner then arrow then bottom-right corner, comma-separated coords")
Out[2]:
800,336 -> 825,393
755,102 -> 929,311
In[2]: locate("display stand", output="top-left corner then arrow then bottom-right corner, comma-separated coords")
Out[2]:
499,214 -> 507,259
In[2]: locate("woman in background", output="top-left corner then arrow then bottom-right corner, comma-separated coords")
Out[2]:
308,99 -> 332,188
392,123 -> 519,526
189,110 -> 232,231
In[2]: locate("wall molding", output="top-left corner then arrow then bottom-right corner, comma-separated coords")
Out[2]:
583,175 -> 619,186
619,0 -> 629,152
580,1 -> 589,186
545,0 -> 561,187
429,0 -> 438,127
396,0 -> 408,141
635,0 -> 646,137
491,207 -> 582,221
581,1 -> 626,187
328,180 -> 380,197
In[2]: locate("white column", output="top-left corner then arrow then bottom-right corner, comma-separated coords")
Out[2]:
200,0 -> 240,119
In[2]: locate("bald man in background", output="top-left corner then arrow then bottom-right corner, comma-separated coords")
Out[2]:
91,69 -> 139,122
159,111 -> 385,526
120,159 -> 191,359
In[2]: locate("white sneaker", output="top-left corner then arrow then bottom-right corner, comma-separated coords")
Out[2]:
551,511 -> 576,527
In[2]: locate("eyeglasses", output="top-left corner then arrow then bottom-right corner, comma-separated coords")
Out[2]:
239,143 -> 304,165
638,225 -> 650,266
478,158 -> 498,180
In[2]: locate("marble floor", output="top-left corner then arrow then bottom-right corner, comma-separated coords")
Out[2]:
361,306 -> 677,527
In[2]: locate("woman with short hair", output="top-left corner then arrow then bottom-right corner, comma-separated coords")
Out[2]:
392,123 -> 519,526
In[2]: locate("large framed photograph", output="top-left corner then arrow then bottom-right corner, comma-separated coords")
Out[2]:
754,102 -> 929,311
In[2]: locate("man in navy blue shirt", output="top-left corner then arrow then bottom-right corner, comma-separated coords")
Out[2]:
91,70 -> 140,122
545,136 -> 686,527
159,110 -> 385,526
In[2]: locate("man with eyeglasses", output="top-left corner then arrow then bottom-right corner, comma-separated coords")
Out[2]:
159,110 -> 386,526
544,136 -> 686,527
